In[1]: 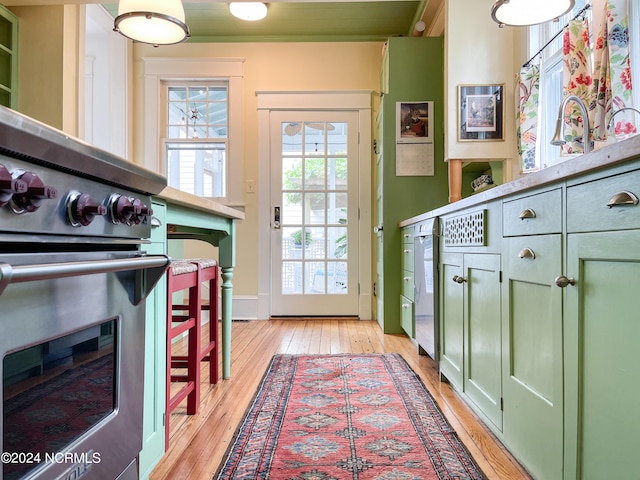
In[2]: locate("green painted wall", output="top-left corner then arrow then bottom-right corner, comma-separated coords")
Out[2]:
378,36 -> 449,333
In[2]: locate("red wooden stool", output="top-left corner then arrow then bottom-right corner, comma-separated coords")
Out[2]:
165,260 -> 201,449
188,258 -> 219,385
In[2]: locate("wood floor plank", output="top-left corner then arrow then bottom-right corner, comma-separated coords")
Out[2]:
150,319 -> 531,480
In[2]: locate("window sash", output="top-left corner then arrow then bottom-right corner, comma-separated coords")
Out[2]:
164,82 -> 229,199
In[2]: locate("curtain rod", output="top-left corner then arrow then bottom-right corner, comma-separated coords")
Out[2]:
522,3 -> 592,69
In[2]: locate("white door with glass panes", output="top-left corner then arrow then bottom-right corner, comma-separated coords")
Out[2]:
270,111 -> 359,316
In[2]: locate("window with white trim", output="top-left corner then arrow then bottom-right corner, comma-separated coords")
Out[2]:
142,57 -> 244,206
165,83 -> 228,197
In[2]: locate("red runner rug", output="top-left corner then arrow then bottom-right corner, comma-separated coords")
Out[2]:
215,354 -> 486,479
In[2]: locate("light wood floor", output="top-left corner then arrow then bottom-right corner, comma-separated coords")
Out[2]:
150,319 -> 532,480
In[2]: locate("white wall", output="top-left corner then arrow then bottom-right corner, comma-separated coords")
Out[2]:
132,42 -> 382,319
445,0 -> 518,178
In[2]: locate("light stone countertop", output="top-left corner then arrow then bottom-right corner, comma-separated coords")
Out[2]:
400,134 -> 640,227
157,186 -> 245,221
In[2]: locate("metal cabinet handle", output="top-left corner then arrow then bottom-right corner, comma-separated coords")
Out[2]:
606,190 -> 639,208
519,208 -> 537,220
403,233 -> 411,239
555,275 -> 576,288
373,224 -> 383,233
403,276 -> 411,281
402,303 -> 410,309
403,249 -> 411,254
452,275 -> 467,284
518,247 -> 536,259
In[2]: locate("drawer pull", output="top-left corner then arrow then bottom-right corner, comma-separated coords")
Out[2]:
404,249 -> 411,254
452,275 -> 467,284
519,208 -> 537,220
403,276 -> 411,281
402,303 -> 410,309
555,275 -> 576,288
606,190 -> 639,208
518,247 -> 536,259
403,233 -> 411,238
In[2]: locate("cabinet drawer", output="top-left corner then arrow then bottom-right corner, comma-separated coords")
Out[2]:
567,168 -> 640,232
400,295 -> 414,338
401,243 -> 414,271
402,270 -> 414,300
503,188 -> 562,236
402,226 -> 414,244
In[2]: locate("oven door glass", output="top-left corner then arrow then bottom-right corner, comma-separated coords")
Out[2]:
2,319 -> 117,480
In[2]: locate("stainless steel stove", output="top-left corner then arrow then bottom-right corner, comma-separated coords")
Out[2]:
0,106 -> 169,480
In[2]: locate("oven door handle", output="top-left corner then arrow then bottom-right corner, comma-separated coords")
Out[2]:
0,255 -> 171,304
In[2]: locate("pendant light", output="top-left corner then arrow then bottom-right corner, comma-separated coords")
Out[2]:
229,2 -> 268,21
114,0 -> 190,47
491,0 -> 575,27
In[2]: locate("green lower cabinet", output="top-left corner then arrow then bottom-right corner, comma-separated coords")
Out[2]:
564,230 -> 640,480
440,253 -> 464,391
502,235 -> 563,480
463,253 -> 502,430
139,201 -> 168,479
400,295 -> 414,337
440,252 -> 502,430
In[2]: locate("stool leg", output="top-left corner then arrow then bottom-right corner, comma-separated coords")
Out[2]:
186,274 -> 201,415
209,268 -> 219,384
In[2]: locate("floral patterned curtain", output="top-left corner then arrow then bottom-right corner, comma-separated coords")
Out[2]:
561,19 -> 593,154
517,65 -> 540,172
590,0 -> 634,141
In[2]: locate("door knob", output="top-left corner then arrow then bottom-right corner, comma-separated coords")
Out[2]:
555,275 -> 576,288
273,205 -> 281,229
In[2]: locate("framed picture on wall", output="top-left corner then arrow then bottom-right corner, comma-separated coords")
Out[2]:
396,101 -> 434,143
458,84 -> 504,141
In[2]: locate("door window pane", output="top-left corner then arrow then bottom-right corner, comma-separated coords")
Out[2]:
279,120 -> 350,296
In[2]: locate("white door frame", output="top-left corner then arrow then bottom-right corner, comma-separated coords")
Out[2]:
256,91 -> 373,319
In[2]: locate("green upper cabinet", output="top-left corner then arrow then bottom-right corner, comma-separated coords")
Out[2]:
375,36 -> 449,333
0,5 -> 17,109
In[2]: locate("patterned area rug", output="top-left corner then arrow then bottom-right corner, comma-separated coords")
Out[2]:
215,354 -> 486,479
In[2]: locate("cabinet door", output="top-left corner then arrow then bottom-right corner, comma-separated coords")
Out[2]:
564,231 -> 640,480
140,201 -> 168,478
463,253 -> 502,430
503,235 -> 563,480
440,252 -> 464,390
400,295 -> 414,337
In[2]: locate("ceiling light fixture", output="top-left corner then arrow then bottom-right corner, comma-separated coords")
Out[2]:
229,2 -> 268,21
491,0 -> 575,27
113,0 -> 190,47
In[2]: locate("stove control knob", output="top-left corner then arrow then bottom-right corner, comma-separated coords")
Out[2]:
9,170 -> 57,213
0,165 -> 27,207
66,192 -> 107,227
108,194 -> 141,225
129,198 -> 154,224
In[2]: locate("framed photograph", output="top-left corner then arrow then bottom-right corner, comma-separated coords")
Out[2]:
396,101 -> 434,143
458,84 -> 504,141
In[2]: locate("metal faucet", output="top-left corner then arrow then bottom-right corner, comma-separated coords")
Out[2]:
550,94 -> 591,153
606,106 -> 640,136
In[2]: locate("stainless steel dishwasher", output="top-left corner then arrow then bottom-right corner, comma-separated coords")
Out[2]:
414,218 -> 439,360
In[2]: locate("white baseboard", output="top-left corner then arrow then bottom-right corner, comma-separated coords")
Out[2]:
216,294 -> 373,320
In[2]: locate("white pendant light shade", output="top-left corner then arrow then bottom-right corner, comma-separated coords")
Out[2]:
114,0 -> 190,46
229,2 -> 268,21
491,0 -> 575,27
